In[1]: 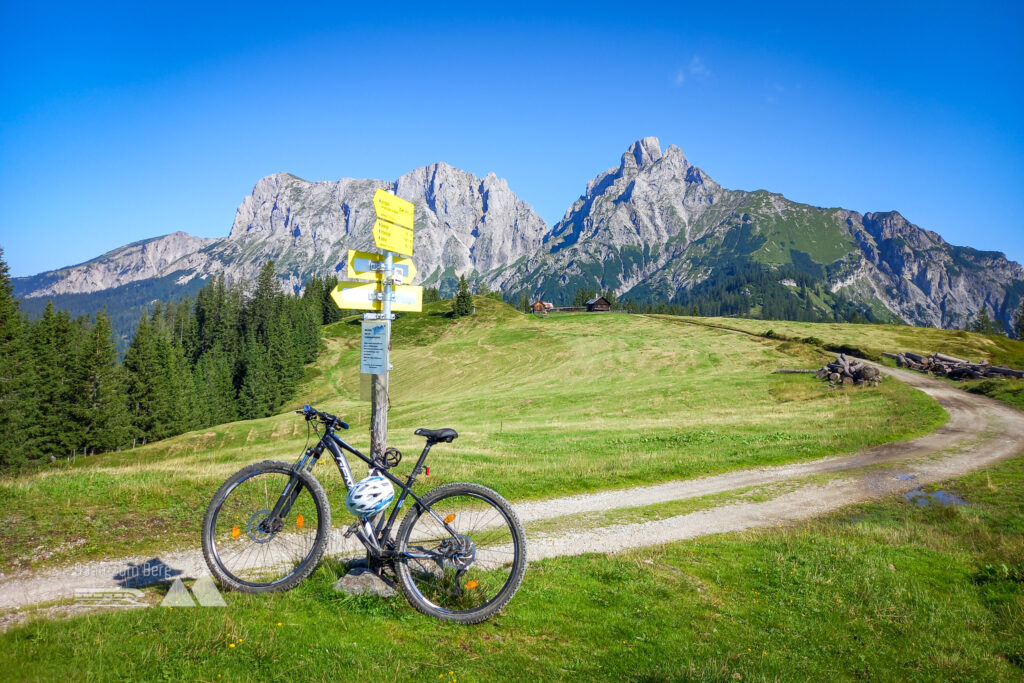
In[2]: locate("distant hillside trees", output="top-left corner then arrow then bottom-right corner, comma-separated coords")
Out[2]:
423,287 -> 442,304
966,307 -> 1004,336
572,288 -> 597,307
0,250 -> 327,472
1015,301 -> 1024,340
621,263 -> 889,324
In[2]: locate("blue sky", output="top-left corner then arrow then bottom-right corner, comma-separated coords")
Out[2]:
2,1 -> 1022,277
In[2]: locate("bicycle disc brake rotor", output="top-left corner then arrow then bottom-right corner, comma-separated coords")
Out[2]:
247,509 -> 277,544
437,534 -> 476,569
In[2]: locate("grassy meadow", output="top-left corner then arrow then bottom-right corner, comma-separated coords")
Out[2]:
2,442 -> 1022,681
682,315 -> 1024,368
682,316 -> 1024,411
0,299 -> 954,571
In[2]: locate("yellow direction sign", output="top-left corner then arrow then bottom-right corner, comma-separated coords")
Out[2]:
373,189 -> 414,230
331,282 -> 423,312
346,250 -> 417,282
331,282 -> 380,311
372,219 -> 414,256
388,284 -> 423,312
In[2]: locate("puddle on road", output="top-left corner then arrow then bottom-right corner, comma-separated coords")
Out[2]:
902,489 -> 968,507
895,474 -> 917,481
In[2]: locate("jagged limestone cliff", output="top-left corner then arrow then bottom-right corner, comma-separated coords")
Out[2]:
13,137 -> 1024,332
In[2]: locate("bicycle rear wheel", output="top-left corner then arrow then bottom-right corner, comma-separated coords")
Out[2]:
202,460 -> 331,593
395,482 -> 526,624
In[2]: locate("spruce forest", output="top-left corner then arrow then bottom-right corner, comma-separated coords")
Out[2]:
0,252 -> 348,471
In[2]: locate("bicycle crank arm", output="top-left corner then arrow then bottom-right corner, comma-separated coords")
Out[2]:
399,551 -> 438,560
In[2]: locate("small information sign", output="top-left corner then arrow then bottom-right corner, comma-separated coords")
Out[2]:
360,320 -> 389,375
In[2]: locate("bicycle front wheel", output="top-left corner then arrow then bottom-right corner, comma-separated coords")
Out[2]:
202,460 -> 331,593
395,482 -> 526,624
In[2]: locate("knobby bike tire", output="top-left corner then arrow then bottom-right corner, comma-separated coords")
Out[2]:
394,482 -> 527,624
202,460 -> 331,593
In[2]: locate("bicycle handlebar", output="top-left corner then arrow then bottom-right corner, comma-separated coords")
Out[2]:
295,404 -> 349,430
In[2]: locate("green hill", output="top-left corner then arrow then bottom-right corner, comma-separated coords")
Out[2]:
8,299 -> 1012,570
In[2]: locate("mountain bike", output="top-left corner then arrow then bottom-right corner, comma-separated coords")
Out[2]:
201,405 -> 527,624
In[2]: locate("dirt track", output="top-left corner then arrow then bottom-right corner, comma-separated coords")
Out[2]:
1,363 -> 1022,615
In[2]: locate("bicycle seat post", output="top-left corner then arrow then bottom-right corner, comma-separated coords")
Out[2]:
408,438 -> 434,482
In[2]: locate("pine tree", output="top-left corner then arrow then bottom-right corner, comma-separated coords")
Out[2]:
517,293 -> 529,313
322,274 -> 344,324
0,248 -> 35,469
72,312 -> 132,453
1014,300 -> 1024,340
124,315 -> 158,442
194,344 -> 238,427
302,277 -> 326,326
248,261 -> 280,338
125,314 -> 193,442
969,307 -> 1001,335
29,302 -> 81,458
238,333 -> 274,419
452,275 -> 473,317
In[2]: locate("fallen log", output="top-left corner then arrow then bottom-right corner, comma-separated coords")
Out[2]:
989,366 -> 1024,378
886,350 -> 1023,381
774,369 -> 818,374
814,354 -> 882,387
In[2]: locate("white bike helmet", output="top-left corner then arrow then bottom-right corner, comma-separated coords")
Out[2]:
345,475 -> 395,518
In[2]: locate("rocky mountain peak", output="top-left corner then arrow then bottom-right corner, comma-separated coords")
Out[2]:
862,211 -> 943,250
620,136 -> 664,172
13,137 -> 1024,335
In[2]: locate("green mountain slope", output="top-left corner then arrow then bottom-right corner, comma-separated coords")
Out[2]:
497,138 -> 1024,332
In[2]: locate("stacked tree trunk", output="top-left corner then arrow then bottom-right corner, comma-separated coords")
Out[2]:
882,352 -> 1024,380
815,354 -> 882,387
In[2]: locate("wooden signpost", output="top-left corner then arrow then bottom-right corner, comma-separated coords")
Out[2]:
330,189 -> 421,459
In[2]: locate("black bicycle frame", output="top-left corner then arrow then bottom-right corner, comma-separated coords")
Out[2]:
278,421 -> 457,558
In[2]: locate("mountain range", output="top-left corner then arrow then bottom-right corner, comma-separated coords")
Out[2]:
12,137 -> 1024,335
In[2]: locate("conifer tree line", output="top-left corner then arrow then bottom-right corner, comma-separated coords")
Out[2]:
0,252 -> 337,472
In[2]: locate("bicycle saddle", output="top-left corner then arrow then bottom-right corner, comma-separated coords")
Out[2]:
415,428 -> 459,443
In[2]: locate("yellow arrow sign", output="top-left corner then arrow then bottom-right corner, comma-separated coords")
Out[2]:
372,219 -> 414,256
331,282 -> 381,311
388,285 -> 423,312
373,189 -> 414,230
346,250 -> 417,282
330,282 -> 423,312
